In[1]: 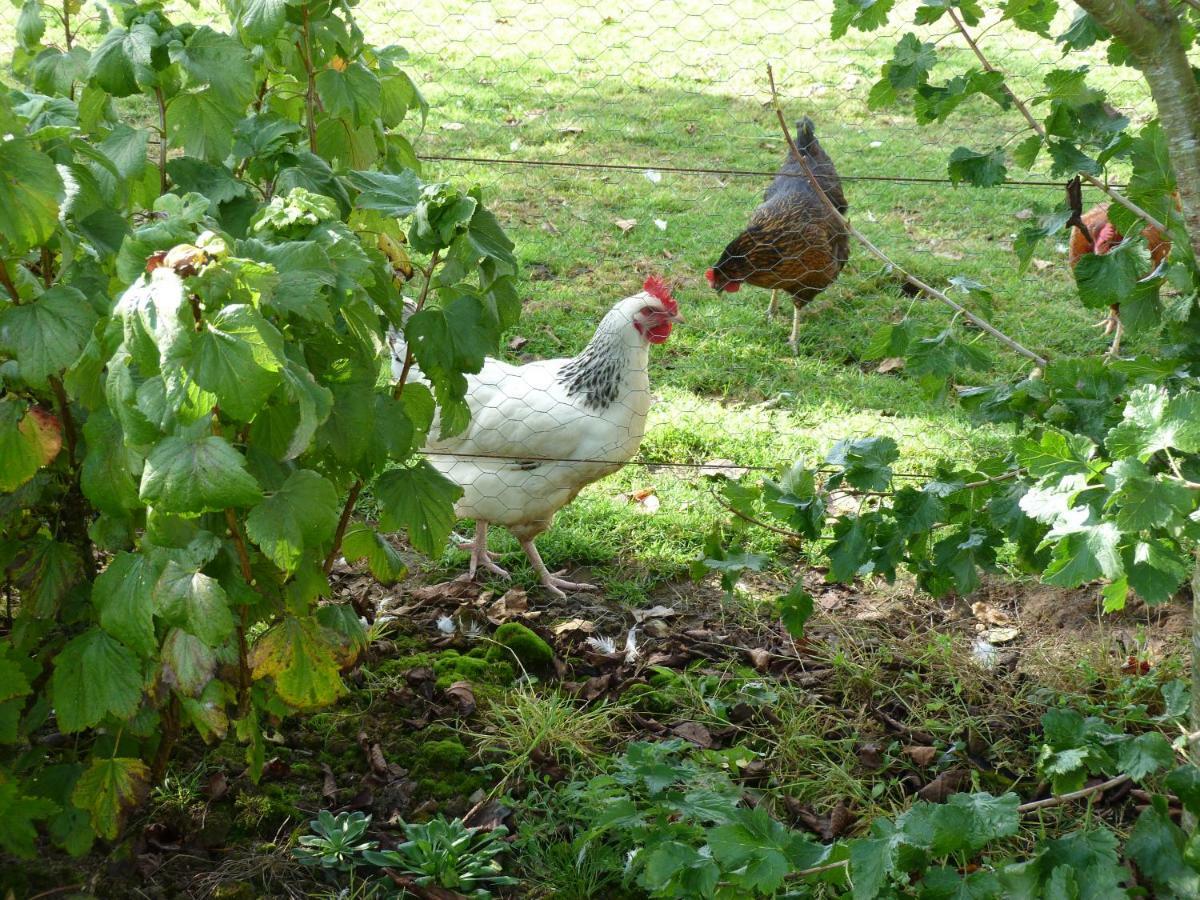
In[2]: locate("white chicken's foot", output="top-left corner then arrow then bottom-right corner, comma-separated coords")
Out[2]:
519,539 -> 597,599
459,522 -> 511,581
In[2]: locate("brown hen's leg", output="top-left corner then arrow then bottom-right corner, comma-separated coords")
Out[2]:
788,303 -> 802,356
766,290 -> 779,321
461,521 -> 510,580
519,538 -> 597,598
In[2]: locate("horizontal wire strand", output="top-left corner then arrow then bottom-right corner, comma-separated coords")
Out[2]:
418,153 -> 1126,190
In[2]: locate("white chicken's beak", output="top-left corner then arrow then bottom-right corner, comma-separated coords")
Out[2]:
667,310 -> 685,325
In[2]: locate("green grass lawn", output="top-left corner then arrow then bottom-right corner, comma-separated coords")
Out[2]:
0,1 -> 1159,589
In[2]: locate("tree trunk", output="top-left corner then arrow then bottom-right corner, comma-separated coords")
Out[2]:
1073,0 -> 1200,258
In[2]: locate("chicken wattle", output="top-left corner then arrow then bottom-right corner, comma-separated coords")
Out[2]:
387,276 -> 681,597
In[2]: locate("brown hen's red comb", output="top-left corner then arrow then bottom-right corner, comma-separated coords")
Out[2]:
643,275 -> 677,312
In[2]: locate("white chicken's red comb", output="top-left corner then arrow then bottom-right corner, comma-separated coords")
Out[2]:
643,275 -> 677,312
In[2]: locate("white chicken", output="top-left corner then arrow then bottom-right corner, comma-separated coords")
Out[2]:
387,276 -> 682,597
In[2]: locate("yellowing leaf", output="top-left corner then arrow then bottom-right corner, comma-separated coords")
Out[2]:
249,616 -> 345,709
71,757 -> 149,840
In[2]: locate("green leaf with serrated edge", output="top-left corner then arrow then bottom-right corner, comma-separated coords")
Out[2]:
1004,0 -> 1058,35
91,551 -> 160,658
230,0 -> 289,42
71,757 -> 149,840
1127,797 -> 1199,894
1107,387 -> 1200,460
342,523 -> 407,583
887,33 -> 936,89
947,146 -> 1007,186
169,26 -> 254,107
316,604 -> 367,659
0,397 -> 61,491
155,561 -> 235,647
776,583 -> 814,637
316,63 -> 382,128
1116,732 -> 1174,781
140,430 -> 263,514
12,536 -> 82,617
0,772 -> 58,858
1074,238 -> 1144,309
86,24 -> 156,97
184,304 -> 285,422
161,628 -> 216,696
831,0 -> 896,40
278,359 -> 333,460
248,616 -> 346,709
30,764 -> 93,857
375,461 -> 463,558
166,91 -> 241,162
81,410 -> 141,515
0,285 -> 95,388
825,437 -> 899,491
245,470 -> 339,575
51,628 -> 144,733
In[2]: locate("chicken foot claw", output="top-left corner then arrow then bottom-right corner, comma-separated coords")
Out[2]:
460,522 -> 511,581
520,538 -> 597,598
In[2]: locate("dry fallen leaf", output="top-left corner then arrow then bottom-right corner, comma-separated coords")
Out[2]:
672,721 -> 715,749
983,625 -> 1020,644
902,745 -> 938,768
971,601 -> 1013,627
488,588 -> 529,621
747,647 -> 770,672
614,218 -> 637,234
631,605 -> 677,623
1032,259 -> 1052,271
876,357 -> 906,374
552,618 -> 596,636
441,121 -> 465,131
508,335 -> 529,351
918,768 -> 968,802
1014,208 -> 1034,220
558,125 -> 584,135
445,680 -> 477,717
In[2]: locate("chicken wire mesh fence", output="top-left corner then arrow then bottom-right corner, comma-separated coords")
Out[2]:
0,0 -> 1158,586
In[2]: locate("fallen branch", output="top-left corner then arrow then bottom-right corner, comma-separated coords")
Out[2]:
1016,774 -> 1131,813
765,65 -> 1049,369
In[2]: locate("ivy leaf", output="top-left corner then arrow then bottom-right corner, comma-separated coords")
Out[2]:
374,461 -> 463,557
184,304 -> 285,422
348,168 -> 423,217
140,431 -> 264,514
0,286 -> 97,389
91,552 -> 161,658
342,523 -> 408,583
230,0 -> 289,42
948,146 -> 1007,186
316,63 -> 382,128
1116,732 -> 1174,782
825,437 -> 899,491
161,628 -> 216,696
831,0 -> 896,40
1003,0 -> 1058,35
0,398 -> 62,492
51,629 -> 144,733
0,137 -> 64,253
166,91 -> 241,162
248,616 -> 346,709
86,24 -> 156,97
155,561 -> 235,647
245,470 -> 340,575
169,26 -> 254,108
776,583 -> 815,637
1106,386 -> 1200,460
71,757 -> 150,840
887,33 -> 936,89
0,773 -> 58,858
1073,238 -> 1144,309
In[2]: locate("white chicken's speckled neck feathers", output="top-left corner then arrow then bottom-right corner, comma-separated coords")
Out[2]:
557,292 -> 654,411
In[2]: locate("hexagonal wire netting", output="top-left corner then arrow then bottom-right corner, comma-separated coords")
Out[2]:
337,2 -> 1154,578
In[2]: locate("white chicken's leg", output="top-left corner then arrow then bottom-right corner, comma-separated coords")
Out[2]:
766,290 -> 779,321
459,521 -> 510,581
788,304 -> 802,356
519,538 -> 597,599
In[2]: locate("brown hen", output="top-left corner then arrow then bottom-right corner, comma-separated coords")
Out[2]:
707,117 -> 849,353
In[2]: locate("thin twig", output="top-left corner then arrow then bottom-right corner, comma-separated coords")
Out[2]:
393,250 -> 442,400
766,65 -> 1049,368
299,5 -> 319,153
324,480 -> 363,575
1016,773 -> 1130,813
0,259 -> 20,302
154,87 -> 169,195
946,9 -> 1166,234
787,858 -> 851,880
711,491 -> 807,539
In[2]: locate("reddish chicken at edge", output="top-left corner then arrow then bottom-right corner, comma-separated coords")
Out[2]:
1067,203 -> 1171,338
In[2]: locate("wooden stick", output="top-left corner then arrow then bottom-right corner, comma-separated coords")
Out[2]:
1016,773 -> 1130,813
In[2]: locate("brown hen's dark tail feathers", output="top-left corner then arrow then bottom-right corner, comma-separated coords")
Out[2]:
795,117 -> 817,153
